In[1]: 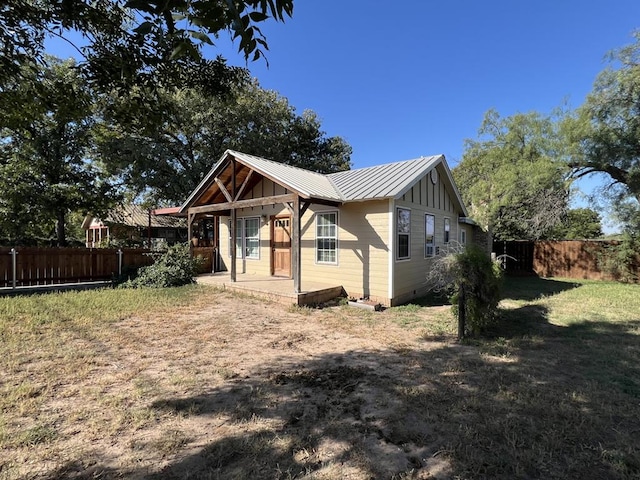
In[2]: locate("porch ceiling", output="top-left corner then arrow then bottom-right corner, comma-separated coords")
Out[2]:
196,161 -> 262,207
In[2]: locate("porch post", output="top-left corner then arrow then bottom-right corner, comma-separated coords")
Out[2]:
230,208 -> 236,282
231,158 -> 237,282
187,211 -> 193,248
292,194 -> 301,293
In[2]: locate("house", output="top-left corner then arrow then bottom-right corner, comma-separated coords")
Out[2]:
180,150 -> 476,306
82,204 -> 188,248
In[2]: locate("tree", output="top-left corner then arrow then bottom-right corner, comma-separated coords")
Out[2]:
565,32 -> 640,233
1,0 -> 293,91
454,109 -> 571,243
547,208 -> 603,240
96,80 -> 352,204
0,58 -> 118,245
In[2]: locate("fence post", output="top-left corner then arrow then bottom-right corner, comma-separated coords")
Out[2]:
117,249 -> 123,277
10,248 -> 17,289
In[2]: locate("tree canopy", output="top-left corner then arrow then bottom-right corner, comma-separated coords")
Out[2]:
0,58 -> 119,245
96,79 -> 352,204
564,32 -> 640,233
454,109 -> 571,242
1,0 -> 293,91
547,208 -> 603,240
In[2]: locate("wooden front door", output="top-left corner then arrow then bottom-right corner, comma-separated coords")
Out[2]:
271,216 -> 292,277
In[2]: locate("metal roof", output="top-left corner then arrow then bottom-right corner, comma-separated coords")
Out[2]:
229,151 -> 342,201
328,155 -> 442,201
99,205 -> 186,228
181,150 -> 467,215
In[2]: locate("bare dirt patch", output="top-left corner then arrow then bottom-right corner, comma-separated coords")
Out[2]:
1,289 -> 458,479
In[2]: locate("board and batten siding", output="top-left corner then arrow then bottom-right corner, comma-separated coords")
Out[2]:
392,165 -> 464,305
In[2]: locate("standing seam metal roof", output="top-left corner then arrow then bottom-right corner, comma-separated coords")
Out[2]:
181,150 -> 457,211
328,155 -> 442,201
229,151 -> 342,201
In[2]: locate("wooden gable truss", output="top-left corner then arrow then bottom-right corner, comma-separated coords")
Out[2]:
183,153 -> 341,293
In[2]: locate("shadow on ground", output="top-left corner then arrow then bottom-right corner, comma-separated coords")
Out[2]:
501,275 -> 582,301
44,304 -> 640,479
140,319 -> 640,479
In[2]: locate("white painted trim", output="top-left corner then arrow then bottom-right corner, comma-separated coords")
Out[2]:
314,210 -> 339,266
395,206 -> 411,261
388,199 -> 394,300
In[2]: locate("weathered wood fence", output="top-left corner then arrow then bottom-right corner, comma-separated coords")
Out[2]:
0,247 -> 155,288
500,240 -> 639,281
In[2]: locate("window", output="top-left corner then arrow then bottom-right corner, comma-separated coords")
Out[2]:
425,214 -> 435,257
444,218 -> 450,244
316,212 -> 338,264
460,228 -> 467,245
228,217 -> 260,259
244,218 -> 260,259
397,208 -> 411,260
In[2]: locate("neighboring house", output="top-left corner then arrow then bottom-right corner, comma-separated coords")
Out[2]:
180,150 -> 477,306
82,204 -> 187,248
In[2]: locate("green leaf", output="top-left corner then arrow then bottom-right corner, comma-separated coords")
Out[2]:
189,31 -> 214,45
133,21 -> 153,35
249,11 -> 269,22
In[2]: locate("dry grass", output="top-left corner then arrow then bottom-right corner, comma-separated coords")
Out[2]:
0,278 -> 639,479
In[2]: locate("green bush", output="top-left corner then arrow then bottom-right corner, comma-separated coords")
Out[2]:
121,243 -> 202,288
598,234 -> 639,283
450,245 -> 503,336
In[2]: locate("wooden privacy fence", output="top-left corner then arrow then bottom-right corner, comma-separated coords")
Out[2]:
500,240 -> 639,281
0,247 -> 155,288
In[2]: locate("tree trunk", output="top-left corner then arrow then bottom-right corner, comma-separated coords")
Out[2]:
56,210 -> 67,247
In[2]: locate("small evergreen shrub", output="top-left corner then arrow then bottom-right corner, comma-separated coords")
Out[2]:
426,242 -> 503,337
121,243 -> 203,288
450,245 -> 503,335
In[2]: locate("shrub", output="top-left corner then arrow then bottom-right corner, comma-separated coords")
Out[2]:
121,243 -> 203,288
597,234 -> 640,283
450,245 -> 503,336
426,243 -> 503,337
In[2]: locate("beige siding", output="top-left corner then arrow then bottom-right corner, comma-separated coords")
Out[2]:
301,201 -> 390,304
217,176 -> 290,276
216,176 -> 390,303
393,165 -> 466,305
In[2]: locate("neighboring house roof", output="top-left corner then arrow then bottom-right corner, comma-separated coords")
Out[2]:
82,205 -> 186,230
181,149 -> 468,216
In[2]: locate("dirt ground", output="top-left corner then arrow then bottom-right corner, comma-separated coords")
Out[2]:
2,288 -> 464,479
7,282 -> 638,479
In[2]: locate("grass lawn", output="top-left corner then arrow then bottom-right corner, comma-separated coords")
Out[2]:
0,277 -> 639,479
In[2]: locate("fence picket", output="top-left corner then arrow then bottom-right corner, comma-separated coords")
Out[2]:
501,240 -> 639,281
0,247 -> 155,288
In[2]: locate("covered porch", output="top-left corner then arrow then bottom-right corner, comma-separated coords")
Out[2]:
181,150 -> 344,296
196,272 -> 345,306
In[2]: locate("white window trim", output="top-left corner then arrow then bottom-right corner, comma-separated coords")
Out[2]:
444,217 -> 451,244
315,210 -> 339,265
228,216 -> 261,260
244,217 -> 260,260
388,200 -> 395,300
425,213 -> 435,258
396,207 -> 411,261
460,228 -> 467,245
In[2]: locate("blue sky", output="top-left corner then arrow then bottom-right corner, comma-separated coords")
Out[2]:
46,1 -> 640,230
208,1 -> 640,167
